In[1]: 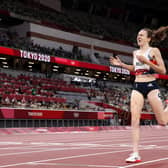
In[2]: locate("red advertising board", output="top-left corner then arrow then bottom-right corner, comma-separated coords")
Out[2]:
0,108 -> 105,120
0,46 -> 121,73
0,108 -> 154,120
1,46 -> 168,79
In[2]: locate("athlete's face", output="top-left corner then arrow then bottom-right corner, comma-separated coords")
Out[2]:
137,30 -> 151,47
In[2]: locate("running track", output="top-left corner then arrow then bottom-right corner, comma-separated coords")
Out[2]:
0,126 -> 168,168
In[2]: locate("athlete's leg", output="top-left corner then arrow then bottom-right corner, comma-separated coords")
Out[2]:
126,90 -> 144,163
130,90 -> 144,153
147,89 -> 168,125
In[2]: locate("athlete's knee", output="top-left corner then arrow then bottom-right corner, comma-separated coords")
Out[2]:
131,117 -> 140,128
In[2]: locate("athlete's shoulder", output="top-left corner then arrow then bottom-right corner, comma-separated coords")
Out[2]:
149,47 -> 162,60
150,47 -> 160,52
133,49 -> 139,55
150,47 -> 161,56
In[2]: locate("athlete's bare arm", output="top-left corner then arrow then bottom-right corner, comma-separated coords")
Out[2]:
110,56 -> 134,72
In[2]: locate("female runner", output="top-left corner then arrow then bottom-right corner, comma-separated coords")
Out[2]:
110,26 -> 168,163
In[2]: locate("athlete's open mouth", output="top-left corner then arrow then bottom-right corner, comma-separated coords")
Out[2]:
137,38 -> 141,42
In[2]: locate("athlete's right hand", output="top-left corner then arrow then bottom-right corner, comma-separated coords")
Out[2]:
109,56 -> 122,66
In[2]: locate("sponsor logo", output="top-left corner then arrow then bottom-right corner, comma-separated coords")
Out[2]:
110,66 -> 130,75
20,50 -> 50,62
28,112 -> 43,116
147,83 -> 153,87
73,112 -> 79,118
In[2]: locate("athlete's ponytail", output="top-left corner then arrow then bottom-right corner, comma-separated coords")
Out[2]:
142,26 -> 168,45
152,26 -> 168,43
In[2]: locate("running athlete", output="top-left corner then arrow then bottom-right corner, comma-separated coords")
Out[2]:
110,26 -> 168,163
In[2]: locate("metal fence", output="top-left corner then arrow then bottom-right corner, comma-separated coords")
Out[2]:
0,119 -> 116,128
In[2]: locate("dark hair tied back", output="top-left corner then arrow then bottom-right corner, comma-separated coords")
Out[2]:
151,26 -> 168,44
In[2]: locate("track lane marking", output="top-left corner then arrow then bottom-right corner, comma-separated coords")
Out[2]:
122,157 -> 168,168
28,162 -> 119,167
0,149 -> 132,167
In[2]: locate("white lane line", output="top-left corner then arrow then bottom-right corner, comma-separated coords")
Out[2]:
25,149 -> 132,164
0,149 -> 132,167
0,146 -> 87,157
0,133 -> 167,148
0,141 -> 132,157
0,135 -> 167,153
0,139 -> 167,157
121,157 -> 168,168
30,142 -> 64,145
141,139 -> 168,144
28,162 -> 119,167
0,142 -> 23,145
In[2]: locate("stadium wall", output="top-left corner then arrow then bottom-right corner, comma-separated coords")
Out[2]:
10,22 -> 135,63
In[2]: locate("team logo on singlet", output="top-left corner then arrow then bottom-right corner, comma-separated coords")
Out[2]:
136,62 -> 143,66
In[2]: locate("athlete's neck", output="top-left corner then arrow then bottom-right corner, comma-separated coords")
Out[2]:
139,44 -> 150,51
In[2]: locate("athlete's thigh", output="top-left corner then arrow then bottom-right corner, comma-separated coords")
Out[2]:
131,90 -> 144,116
147,89 -> 165,123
